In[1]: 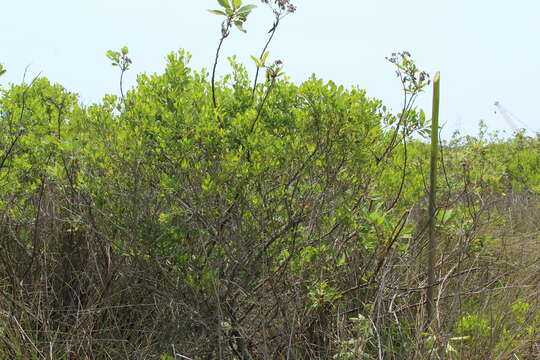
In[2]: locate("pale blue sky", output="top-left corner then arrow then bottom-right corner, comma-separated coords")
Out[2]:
1,0 -> 539,138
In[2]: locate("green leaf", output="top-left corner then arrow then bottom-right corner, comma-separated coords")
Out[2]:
237,4 -> 256,16
217,0 -> 230,9
439,209 -> 454,224
261,51 -> 270,63
0,64 -> 6,77
106,50 -> 117,60
419,109 -> 426,126
232,0 -> 242,10
208,9 -> 227,16
234,20 -> 246,33
250,55 -> 264,67
121,46 -> 129,55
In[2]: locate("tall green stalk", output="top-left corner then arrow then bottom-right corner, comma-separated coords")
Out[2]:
426,71 -> 440,326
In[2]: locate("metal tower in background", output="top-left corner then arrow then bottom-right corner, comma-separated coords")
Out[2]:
494,101 -> 531,133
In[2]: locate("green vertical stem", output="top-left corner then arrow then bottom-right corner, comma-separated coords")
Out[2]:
426,71 -> 440,326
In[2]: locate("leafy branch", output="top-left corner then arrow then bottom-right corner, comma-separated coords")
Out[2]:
209,0 -> 257,108
249,53 -> 284,133
0,70 -> 39,173
251,0 -> 296,100
106,46 -> 132,100
378,51 -> 431,164
383,52 -> 431,212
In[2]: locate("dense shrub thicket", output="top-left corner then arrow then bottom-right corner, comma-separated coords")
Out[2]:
0,51 -> 538,359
